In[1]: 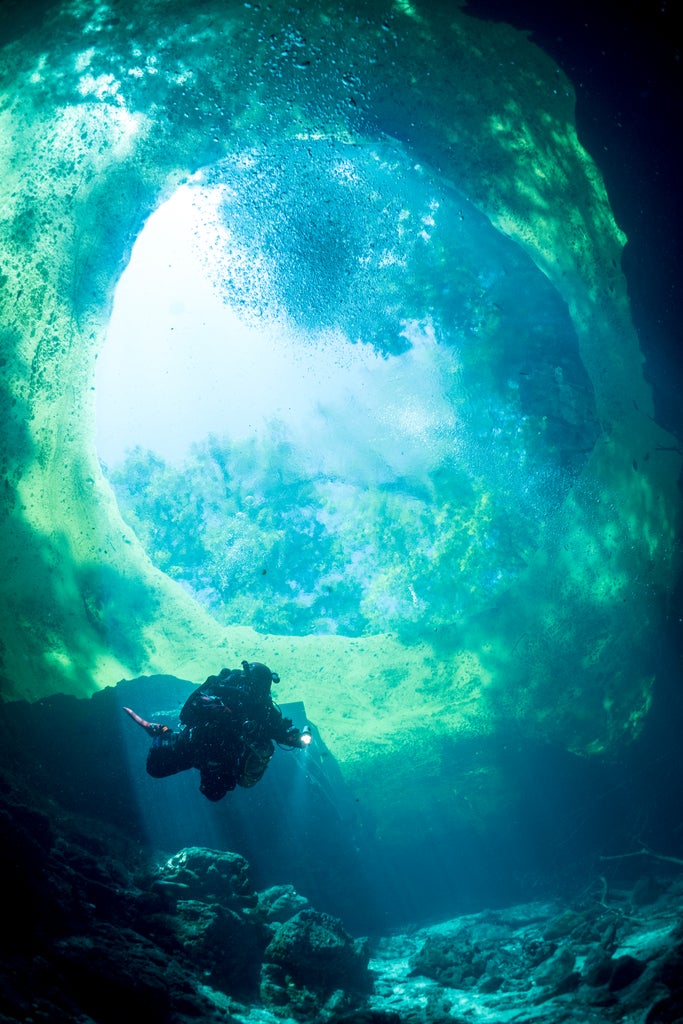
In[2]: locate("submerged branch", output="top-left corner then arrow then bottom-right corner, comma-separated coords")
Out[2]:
600,846 -> 683,867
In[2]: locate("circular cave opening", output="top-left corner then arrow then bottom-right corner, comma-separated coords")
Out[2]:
95,137 -> 600,641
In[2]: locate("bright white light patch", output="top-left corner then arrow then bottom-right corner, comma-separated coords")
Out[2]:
95,182 -> 461,484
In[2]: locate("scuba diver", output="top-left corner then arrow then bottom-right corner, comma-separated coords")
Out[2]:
124,660 -> 311,801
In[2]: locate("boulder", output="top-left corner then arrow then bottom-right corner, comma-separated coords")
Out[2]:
260,908 -> 372,1020
608,954 -> 646,992
257,884 -> 311,924
172,898 -> 269,996
152,846 -> 257,908
409,934 -> 488,989
532,945 -> 575,989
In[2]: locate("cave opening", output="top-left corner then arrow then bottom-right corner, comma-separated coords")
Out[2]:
96,137 -> 600,641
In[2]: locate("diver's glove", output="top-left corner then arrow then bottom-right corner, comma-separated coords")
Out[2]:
123,706 -> 174,738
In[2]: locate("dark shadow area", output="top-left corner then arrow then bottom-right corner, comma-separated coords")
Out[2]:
0,0 -> 58,47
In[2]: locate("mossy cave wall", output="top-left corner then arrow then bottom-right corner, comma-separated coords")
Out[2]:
1,0 -> 680,837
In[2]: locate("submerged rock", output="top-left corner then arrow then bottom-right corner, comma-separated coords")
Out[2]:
372,895 -> 683,1024
173,898 -> 269,996
532,945 -> 575,988
50,923 -> 226,1024
2,744 -> 683,1024
409,933 -> 488,989
152,846 -> 258,909
260,908 -> 372,1020
257,883 -> 311,923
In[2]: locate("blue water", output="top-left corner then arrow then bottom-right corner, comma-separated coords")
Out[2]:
0,2 -> 681,1014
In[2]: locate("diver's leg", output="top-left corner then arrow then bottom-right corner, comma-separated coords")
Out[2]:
199,762 -> 237,801
146,732 -> 194,779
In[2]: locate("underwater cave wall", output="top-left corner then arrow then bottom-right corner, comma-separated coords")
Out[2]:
0,0 -> 680,840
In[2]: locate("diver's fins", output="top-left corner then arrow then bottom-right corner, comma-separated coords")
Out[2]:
123,706 -> 172,738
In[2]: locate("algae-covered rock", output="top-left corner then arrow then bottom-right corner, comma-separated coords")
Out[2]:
260,908 -> 372,1019
154,846 -> 257,908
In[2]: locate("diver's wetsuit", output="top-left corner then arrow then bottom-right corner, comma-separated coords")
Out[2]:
145,664 -> 303,801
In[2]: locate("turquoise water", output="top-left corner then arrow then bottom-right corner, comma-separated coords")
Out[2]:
0,1 -> 681,1018
100,138 -> 600,639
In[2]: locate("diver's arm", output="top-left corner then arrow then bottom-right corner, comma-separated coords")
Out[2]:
268,707 -> 311,748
